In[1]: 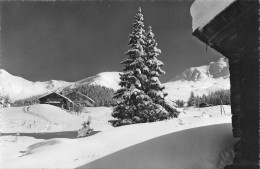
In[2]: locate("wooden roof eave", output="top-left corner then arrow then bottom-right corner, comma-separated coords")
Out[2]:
192,0 -> 256,58
38,92 -> 76,105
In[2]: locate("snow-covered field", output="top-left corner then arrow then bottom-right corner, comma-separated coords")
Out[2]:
0,105 -> 237,169
1,104 -> 113,133
165,76 -> 230,101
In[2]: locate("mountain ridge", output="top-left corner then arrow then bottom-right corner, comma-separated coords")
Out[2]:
0,58 -> 230,101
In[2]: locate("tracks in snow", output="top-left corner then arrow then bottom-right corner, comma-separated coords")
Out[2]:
22,106 -> 59,131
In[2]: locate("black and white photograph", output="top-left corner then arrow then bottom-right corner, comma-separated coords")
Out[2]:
0,0 -> 259,168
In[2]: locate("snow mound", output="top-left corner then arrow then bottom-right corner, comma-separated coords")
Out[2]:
191,0 -> 235,31
79,124 -> 236,169
1,104 -> 84,133
24,139 -> 62,156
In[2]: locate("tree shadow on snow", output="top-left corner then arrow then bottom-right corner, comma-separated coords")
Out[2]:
0,131 -> 100,139
76,123 -> 237,169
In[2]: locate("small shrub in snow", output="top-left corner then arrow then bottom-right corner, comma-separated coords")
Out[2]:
77,118 -> 93,138
0,96 -> 11,108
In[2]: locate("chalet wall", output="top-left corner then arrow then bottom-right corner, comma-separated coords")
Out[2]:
192,1 -> 259,168
238,10 -> 259,164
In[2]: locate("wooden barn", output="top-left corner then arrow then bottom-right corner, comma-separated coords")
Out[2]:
38,92 -> 77,110
191,0 -> 258,168
65,91 -> 95,107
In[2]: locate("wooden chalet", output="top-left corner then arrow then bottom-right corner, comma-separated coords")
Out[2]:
38,92 -> 77,110
65,91 -> 95,107
192,0 -> 259,168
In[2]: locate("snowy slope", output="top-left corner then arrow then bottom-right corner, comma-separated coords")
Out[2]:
74,72 -> 120,90
191,0 -> 235,31
0,69 -> 72,101
1,104 -> 84,133
0,70 -> 120,101
165,58 -> 230,101
165,77 -> 230,101
1,105 -> 114,133
1,106 -> 236,169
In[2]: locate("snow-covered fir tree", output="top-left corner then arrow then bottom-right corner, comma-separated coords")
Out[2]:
143,26 -> 179,117
187,91 -> 195,107
112,7 -> 179,127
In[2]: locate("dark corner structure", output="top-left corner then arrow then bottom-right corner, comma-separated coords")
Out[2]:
192,0 -> 259,168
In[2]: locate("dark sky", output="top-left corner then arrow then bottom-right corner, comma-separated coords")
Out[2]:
1,1 -> 222,83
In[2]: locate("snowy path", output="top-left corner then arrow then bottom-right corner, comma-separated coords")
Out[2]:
23,106 -> 58,125
22,106 -> 60,132
1,104 -> 83,133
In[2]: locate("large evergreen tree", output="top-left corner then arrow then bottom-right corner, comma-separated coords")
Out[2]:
112,7 -> 177,127
143,26 -> 179,116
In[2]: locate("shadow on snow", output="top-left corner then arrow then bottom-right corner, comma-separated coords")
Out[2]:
0,131 -> 100,139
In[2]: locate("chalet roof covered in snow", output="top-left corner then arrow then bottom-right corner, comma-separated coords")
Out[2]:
65,91 -> 95,103
38,92 -> 75,104
190,0 -> 235,31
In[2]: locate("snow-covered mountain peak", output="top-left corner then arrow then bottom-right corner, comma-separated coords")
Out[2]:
0,70 -> 120,101
75,72 -> 120,90
172,58 -> 229,82
208,58 -> 229,78
0,69 -> 10,76
0,70 -> 72,101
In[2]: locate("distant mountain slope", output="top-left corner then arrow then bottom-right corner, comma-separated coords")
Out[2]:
164,58 -> 230,101
74,72 -> 120,90
164,76 -> 230,101
0,69 -> 72,101
172,58 -> 229,81
0,69 -> 120,101
0,58 -> 230,102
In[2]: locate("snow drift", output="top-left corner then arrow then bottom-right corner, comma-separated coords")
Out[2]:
78,124 -> 236,169
1,109 -> 237,169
